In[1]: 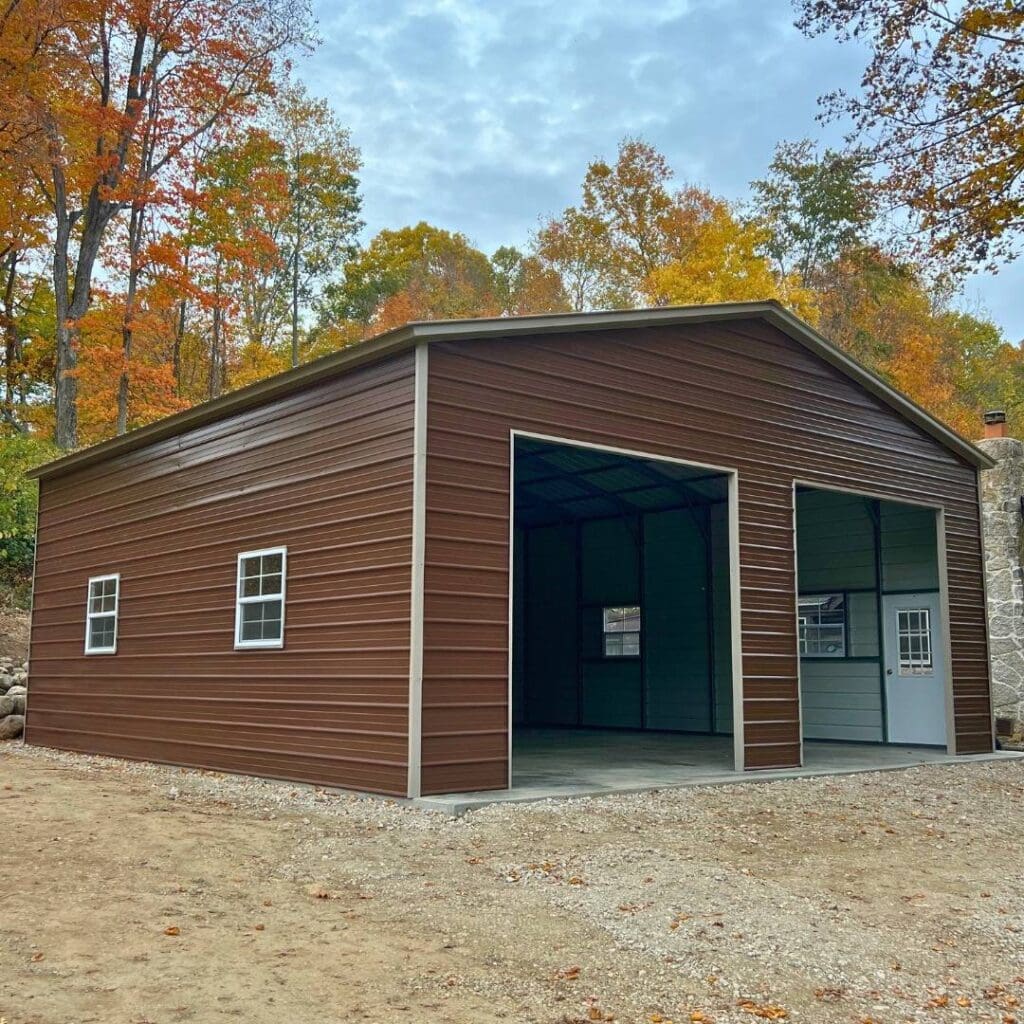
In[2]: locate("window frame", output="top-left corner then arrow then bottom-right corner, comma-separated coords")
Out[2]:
234,546 -> 288,651
84,573 -> 120,655
797,592 -> 847,658
602,604 -> 641,659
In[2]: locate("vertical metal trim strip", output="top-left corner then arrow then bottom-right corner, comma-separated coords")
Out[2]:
790,481 -> 805,767
935,506 -> 960,754
728,471 -> 745,771
407,343 -> 428,797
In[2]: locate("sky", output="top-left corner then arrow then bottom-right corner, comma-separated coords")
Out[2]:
302,0 -> 1024,341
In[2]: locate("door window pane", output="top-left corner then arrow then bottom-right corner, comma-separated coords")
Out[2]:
897,608 -> 933,675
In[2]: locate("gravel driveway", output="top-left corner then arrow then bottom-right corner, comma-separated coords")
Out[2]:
2,742 -> 1023,1023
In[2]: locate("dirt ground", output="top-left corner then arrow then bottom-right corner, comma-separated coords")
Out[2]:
0,607 -> 29,663
2,745 -> 1024,1024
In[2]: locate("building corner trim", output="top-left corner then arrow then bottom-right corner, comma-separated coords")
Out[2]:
407,343 -> 428,798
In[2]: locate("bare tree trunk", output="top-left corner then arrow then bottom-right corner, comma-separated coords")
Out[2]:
291,244 -> 299,368
116,204 -> 143,435
1,252 -> 26,433
209,256 -> 222,399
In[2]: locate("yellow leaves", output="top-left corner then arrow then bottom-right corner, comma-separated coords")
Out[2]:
736,1000 -> 787,1020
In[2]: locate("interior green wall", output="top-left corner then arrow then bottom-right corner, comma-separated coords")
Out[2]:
795,489 -> 940,743
516,506 -> 731,733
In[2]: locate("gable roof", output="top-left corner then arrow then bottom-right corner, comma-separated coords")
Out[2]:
28,300 -> 994,481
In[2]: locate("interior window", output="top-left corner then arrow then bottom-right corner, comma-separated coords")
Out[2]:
85,574 -> 120,654
603,605 -> 641,658
798,593 -> 846,657
235,547 -> 287,649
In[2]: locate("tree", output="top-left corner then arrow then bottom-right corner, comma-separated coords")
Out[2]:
490,246 -> 569,316
18,0 -> 312,448
273,84 -> 362,367
644,200 -> 811,312
795,1 -> 1024,270
324,223 -> 500,336
532,208 -> 614,311
191,130 -> 289,399
749,139 -> 878,286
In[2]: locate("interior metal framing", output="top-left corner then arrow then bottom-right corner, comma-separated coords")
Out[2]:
791,479 -> 957,757
508,430 -> 743,784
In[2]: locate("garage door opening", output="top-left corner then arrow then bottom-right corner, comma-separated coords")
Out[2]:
795,486 -> 951,752
510,434 -> 736,788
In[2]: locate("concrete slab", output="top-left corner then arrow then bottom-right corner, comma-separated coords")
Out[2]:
414,728 -> 1023,815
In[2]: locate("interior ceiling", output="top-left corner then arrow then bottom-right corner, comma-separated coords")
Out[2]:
514,438 -> 729,528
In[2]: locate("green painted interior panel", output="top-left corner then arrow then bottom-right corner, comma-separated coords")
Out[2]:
516,503 -> 732,733
580,516 -> 642,728
880,502 -> 940,591
644,508 -> 712,731
710,504 -> 733,733
797,490 -> 876,591
522,524 -> 577,725
795,489 -> 940,743
800,660 -> 885,741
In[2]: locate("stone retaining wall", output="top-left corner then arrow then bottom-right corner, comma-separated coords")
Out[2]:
0,658 -> 27,741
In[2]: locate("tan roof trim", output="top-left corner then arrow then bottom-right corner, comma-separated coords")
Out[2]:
28,300 -> 994,480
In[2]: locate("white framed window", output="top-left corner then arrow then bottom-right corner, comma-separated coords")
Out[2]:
798,593 -> 846,657
85,574 -> 120,654
603,605 -> 641,658
235,547 -> 287,649
897,608 -> 933,675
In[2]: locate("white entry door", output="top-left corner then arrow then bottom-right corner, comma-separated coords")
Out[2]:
882,592 -> 947,746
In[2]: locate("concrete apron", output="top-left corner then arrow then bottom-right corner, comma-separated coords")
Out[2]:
413,732 -> 1024,816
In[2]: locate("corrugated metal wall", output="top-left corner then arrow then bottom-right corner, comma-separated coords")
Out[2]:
27,353 -> 416,795
420,319 -> 992,793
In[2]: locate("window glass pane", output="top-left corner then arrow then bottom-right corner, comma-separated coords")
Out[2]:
88,614 -> 115,650
797,594 -> 846,657
603,606 -> 641,633
242,576 -> 262,598
262,553 -> 283,575
240,599 -> 283,642
261,572 -> 283,597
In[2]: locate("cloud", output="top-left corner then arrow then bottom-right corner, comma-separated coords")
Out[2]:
301,0 -> 1024,338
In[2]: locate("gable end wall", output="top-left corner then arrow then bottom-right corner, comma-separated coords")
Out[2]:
419,319 -> 992,794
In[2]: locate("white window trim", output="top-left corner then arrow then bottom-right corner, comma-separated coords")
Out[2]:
234,546 -> 287,650
85,573 -> 120,655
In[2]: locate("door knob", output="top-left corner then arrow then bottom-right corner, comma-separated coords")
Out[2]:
886,669 -> 893,675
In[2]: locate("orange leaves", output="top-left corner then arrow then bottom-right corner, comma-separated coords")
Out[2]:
736,1000 -> 788,1020
163,925 -> 180,936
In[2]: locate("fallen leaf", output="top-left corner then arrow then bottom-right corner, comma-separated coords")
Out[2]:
737,1000 -> 787,1020
254,923 -> 265,931
30,951 -> 44,963
163,926 -> 180,937
956,997 -> 972,1007
554,965 -> 581,981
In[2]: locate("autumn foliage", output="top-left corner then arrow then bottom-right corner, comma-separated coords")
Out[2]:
0,2 -> 1019,486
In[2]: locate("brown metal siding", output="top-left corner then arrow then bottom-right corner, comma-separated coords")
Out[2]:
26,352 -> 416,796
420,320 -> 992,793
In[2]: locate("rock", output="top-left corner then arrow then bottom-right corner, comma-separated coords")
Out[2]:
6,685 -> 27,697
0,675 -> 13,693
0,714 -> 24,740
0,693 -> 25,717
